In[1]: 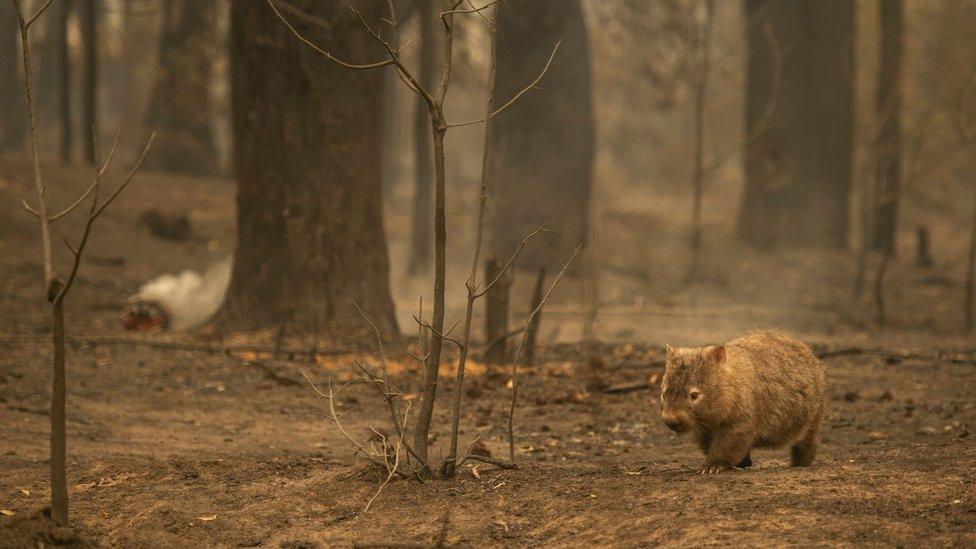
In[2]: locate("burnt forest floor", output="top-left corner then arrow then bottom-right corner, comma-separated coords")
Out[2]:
1,159 -> 975,547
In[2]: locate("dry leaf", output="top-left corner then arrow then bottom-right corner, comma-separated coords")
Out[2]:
470,465 -> 481,479
18,489 -> 29,496
0,510 -> 14,516
197,514 -> 217,522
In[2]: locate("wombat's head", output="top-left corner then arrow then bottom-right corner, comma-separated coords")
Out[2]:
660,344 -> 726,433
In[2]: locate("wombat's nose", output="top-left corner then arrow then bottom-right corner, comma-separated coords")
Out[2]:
664,419 -> 685,432
661,412 -> 685,432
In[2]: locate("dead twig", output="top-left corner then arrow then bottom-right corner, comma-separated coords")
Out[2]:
507,245 -> 581,463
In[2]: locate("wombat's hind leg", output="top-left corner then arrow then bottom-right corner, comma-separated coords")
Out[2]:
736,452 -> 753,468
790,431 -> 818,466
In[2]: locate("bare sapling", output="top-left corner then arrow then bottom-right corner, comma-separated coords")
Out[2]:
507,246 -> 581,464
12,0 -> 154,526
267,0 -> 560,480
687,18 -> 781,281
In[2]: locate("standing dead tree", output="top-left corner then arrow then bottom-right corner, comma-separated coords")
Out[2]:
686,15 -> 781,281
12,0 -> 154,526
268,0 -> 563,480
872,109 -> 932,326
954,73 -> 976,332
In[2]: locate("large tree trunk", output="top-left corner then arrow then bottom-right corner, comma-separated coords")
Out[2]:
80,0 -> 97,165
738,0 -> 855,249
221,0 -> 397,336
144,0 -> 218,175
871,0 -> 903,252
407,0 -> 435,276
488,0 -> 594,270
0,0 -> 24,152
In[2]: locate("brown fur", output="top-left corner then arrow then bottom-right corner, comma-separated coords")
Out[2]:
659,330 -> 826,474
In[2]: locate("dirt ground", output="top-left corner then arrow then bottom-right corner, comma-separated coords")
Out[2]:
1,158 -> 975,547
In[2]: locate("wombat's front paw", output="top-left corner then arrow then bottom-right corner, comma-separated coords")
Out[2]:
697,462 -> 732,475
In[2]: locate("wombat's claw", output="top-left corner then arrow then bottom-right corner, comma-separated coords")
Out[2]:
697,463 -> 732,475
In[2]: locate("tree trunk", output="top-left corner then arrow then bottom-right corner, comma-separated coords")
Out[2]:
80,0 -> 97,165
0,0 -> 25,152
519,267 -> 546,368
488,0 -> 594,270
871,0 -> 903,252
221,0 -> 397,336
407,0 -> 435,276
738,0 -> 855,249
143,0 -> 218,175
688,0 -> 714,280
483,257 -> 511,366
49,295 -> 68,526
966,189 -> 976,332
58,0 -> 71,164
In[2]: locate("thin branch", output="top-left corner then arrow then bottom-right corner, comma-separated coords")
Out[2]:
464,453 -> 517,469
25,0 -> 55,29
507,245 -> 581,463
473,225 -> 546,298
265,0 -> 393,70
701,22 -> 782,177
56,135 -> 103,304
48,132 -> 120,222
13,0 -> 54,289
270,0 -> 332,30
446,40 -> 561,128
302,372 -> 412,479
443,0 -> 501,19
349,5 -> 437,108
363,401 -> 410,514
91,132 -> 155,220
413,315 -> 462,348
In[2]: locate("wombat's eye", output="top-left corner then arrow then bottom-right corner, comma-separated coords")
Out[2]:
688,389 -> 702,401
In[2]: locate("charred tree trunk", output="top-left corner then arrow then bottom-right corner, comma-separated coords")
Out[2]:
738,0 -> 855,249
407,0 -> 435,276
483,257 -> 512,366
519,267 -> 546,368
488,0 -> 594,271
871,0 -> 903,252
80,0 -> 97,165
0,1 -> 25,152
221,0 -> 397,336
144,1 -> 218,175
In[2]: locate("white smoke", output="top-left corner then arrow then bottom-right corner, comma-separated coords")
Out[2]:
134,258 -> 232,330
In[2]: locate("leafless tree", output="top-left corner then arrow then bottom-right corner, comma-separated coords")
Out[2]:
268,0 -> 563,481
686,13 -> 781,281
12,0 -> 154,526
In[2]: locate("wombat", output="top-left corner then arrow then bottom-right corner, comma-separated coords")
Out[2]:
659,330 -> 826,474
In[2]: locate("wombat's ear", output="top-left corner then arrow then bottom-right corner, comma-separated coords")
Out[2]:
708,345 -> 726,365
